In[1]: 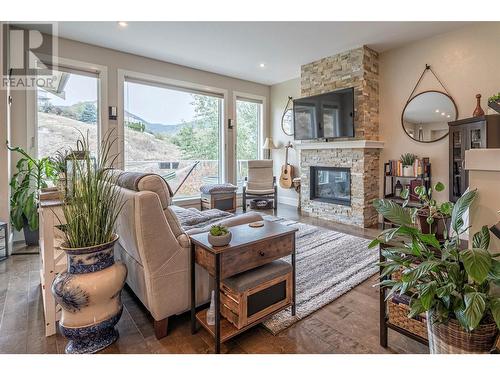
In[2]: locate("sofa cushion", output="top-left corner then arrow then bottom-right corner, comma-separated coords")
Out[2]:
171,206 -> 233,231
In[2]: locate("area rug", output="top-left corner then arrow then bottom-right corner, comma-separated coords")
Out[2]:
260,215 -> 378,334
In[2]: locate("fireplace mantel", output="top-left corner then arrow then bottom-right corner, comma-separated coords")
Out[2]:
294,140 -> 384,150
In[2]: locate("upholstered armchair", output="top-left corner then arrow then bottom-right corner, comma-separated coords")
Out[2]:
111,171 -> 262,339
242,160 -> 278,212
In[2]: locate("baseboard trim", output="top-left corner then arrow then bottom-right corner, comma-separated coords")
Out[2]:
278,196 -> 299,207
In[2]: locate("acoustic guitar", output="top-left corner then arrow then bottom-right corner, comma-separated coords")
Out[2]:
279,142 -> 294,189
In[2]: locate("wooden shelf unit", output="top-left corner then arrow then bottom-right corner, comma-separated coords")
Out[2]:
382,161 -> 431,229
39,199 -> 67,337
195,303 -> 292,344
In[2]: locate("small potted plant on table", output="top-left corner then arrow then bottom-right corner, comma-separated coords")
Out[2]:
208,224 -> 232,247
400,153 -> 417,177
371,190 -> 500,353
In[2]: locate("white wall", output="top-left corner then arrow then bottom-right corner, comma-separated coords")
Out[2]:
270,78 -> 301,206
379,22 -> 500,202
0,23 -> 11,237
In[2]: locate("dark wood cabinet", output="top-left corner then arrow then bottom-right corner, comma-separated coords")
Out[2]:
448,115 -> 500,202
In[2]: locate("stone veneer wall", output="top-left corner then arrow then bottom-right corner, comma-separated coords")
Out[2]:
299,46 -> 380,227
300,148 -> 379,227
301,46 -> 379,140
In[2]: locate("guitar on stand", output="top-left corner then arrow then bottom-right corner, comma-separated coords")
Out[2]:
279,142 -> 294,189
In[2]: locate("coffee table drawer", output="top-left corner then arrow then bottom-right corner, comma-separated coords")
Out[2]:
220,233 -> 293,278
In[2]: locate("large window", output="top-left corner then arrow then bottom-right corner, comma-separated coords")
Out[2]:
123,80 -> 223,198
37,69 -> 99,158
236,98 -> 262,187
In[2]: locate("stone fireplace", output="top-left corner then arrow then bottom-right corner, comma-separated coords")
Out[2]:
297,46 -> 382,228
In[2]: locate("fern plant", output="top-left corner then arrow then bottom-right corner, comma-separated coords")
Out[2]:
371,190 -> 500,332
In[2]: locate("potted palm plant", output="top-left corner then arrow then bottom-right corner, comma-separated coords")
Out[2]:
51,131 -> 127,354
371,190 -> 500,353
6,142 -> 57,245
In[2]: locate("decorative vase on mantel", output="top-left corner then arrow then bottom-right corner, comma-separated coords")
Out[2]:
473,94 -> 485,117
52,234 -> 127,354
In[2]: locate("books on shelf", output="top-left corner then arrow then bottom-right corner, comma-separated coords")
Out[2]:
385,157 -> 430,177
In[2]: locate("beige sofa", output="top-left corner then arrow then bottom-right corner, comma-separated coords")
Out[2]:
111,171 -> 262,338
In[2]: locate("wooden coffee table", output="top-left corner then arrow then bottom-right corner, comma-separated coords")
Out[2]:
190,220 -> 297,353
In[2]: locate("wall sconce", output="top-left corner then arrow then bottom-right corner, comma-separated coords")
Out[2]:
109,106 -> 117,120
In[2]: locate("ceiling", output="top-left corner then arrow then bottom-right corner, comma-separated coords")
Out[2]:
56,21 -> 472,85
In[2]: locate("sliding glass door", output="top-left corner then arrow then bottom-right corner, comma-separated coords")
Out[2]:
36,69 -> 99,158
123,79 -> 223,198
236,98 -> 262,187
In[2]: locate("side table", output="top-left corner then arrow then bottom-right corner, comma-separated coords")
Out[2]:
190,221 -> 297,353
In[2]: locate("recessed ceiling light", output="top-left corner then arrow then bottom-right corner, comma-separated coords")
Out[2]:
447,115 -> 451,118
435,109 -> 440,113
259,63 -> 266,68
441,112 -> 445,116
118,21 -> 128,27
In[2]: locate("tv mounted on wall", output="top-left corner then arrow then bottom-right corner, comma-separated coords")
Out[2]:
293,87 -> 355,140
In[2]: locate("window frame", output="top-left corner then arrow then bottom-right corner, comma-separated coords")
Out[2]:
30,56 -> 108,159
117,69 -> 229,202
232,91 -> 266,186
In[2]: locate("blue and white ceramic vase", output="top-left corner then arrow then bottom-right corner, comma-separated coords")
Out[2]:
52,234 -> 127,354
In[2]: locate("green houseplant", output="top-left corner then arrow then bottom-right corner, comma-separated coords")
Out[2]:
6,142 -> 57,245
50,148 -> 69,195
208,224 -> 232,247
51,131 -> 127,354
402,182 -> 453,241
488,93 -> 500,113
400,153 -> 417,177
371,190 -> 500,353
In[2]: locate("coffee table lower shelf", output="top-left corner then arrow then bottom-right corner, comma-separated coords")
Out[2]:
196,303 -> 292,343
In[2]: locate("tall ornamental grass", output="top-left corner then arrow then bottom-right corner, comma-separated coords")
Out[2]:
61,130 -> 124,248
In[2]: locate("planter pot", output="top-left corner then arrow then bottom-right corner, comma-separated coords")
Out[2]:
52,234 -> 127,354
403,166 -> 414,177
488,100 -> 500,114
208,231 -> 232,247
427,313 -> 499,354
22,216 -> 39,246
417,209 -> 451,241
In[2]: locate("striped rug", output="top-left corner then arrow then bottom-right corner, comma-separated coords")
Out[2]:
261,215 -> 378,334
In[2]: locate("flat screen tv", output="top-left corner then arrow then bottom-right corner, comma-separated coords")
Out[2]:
293,87 -> 354,140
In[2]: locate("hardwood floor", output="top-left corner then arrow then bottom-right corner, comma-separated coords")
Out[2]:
0,204 -> 428,354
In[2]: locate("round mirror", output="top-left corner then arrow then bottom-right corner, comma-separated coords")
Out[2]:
402,90 -> 458,143
281,108 -> 294,136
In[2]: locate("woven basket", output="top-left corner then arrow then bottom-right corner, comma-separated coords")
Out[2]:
388,297 -> 428,340
427,313 -> 499,354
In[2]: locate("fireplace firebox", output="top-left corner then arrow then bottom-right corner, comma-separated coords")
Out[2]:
310,166 -> 351,206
